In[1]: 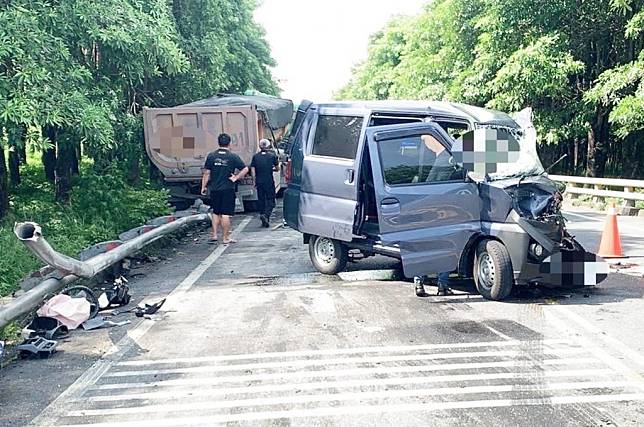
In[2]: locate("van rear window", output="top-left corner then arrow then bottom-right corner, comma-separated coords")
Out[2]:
312,115 -> 363,160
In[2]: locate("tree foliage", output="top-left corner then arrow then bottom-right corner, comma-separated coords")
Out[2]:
0,0 -> 277,216
337,0 -> 644,178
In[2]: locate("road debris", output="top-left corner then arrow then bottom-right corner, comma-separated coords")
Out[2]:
22,317 -> 69,340
134,298 -> 166,317
37,294 -> 90,330
17,337 -> 57,358
97,277 -> 131,310
81,317 -> 131,331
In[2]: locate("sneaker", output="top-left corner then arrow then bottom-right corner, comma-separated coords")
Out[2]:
260,214 -> 269,228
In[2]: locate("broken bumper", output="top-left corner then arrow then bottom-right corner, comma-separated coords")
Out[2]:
519,249 -> 609,287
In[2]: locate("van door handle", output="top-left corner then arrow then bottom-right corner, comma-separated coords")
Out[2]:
345,169 -> 355,184
380,197 -> 400,215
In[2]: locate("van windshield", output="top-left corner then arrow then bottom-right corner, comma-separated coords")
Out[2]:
482,108 -> 545,181
485,126 -> 545,181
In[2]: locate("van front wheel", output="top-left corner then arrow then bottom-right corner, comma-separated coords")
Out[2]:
309,236 -> 348,275
473,239 -> 513,301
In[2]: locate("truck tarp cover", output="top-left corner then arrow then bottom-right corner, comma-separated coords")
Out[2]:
180,95 -> 293,130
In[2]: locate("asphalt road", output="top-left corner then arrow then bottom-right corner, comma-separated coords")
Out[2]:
1,207 -> 644,426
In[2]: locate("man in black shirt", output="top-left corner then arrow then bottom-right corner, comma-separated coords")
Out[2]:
201,133 -> 248,244
250,139 -> 279,227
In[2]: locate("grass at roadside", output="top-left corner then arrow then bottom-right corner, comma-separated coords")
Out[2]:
0,160 -> 170,299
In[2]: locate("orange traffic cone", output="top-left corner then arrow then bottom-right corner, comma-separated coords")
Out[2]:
597,204 -> 625,258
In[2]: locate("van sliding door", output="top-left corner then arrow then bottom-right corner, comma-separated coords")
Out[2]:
298,108 -> 368,242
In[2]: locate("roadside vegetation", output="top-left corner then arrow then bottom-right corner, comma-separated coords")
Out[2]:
0,0 -> 277,296
337,0 -> 644,180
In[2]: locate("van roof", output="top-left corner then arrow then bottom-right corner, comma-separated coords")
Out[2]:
314,100 -> 518,128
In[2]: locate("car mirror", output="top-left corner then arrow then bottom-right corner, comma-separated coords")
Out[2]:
452,128 -> 521,175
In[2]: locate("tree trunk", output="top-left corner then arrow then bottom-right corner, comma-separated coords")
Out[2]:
0,147 -> 8,219
19,144 -> 27,165
8,145 -> 20,186
55,142 -> 73,203
71,141 -> 80,175
585,108 -> 609,177
43,126 -> 57,182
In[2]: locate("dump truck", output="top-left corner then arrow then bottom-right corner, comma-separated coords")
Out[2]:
143,94 -> 294,210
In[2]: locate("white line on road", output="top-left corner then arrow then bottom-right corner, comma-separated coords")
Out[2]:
67,381 -> 638,417
563,211 -> 603,222
29,218 -> 252,427
91,357 -> 601,390
83,368 -> 615,402
105,348 -> 588,377
550,305 -> 644,369
544,306 -> 644,394
56,394 -> 644,427
116,338 -> 569,366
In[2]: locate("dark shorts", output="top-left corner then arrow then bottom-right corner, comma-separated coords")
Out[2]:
209,189 -> 236,216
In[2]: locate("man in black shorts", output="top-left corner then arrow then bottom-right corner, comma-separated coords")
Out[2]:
250,139 -> 279,227
201,133 -> 248,244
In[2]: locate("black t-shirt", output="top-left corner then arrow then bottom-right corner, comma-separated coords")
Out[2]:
204,148 -> 246,192
250,151 -> 278,185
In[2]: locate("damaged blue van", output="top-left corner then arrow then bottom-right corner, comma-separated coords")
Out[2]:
283,101 -> 609,300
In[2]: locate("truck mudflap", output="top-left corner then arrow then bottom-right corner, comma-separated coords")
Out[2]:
519,250 -> 609,287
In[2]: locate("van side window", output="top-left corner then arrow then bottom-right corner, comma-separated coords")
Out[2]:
379,134 -> 465,185
312,115 -> 363,160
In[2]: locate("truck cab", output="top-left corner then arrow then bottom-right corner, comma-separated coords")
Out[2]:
283,101 -> 609,300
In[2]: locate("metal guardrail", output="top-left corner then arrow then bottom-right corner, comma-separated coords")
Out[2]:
549,175 -> 644,206
0,208 -> 209,330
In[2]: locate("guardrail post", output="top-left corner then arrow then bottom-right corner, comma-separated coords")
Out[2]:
568,182 -> 578,199
593,184 -> 604,204
623,187 -> 636,215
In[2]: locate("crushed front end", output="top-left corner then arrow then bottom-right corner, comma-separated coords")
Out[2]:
499,177 -> 609,288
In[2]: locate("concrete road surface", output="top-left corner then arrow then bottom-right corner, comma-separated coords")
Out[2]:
2,207 -> 644,426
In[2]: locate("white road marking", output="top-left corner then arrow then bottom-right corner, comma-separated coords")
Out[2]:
551,305 -> 644,369
483,325 -> 513,341
83,368 -> 615,402
105,348 -> 587,377
544,306 -> 644,394
92,357 -> 600,390
29,218 -> 252,427
68,381 -> 637,417
56,394 -> 644,427
116,338 -> 569,366
563,211 -> 603,222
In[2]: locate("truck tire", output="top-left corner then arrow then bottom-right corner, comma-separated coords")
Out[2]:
473,239 -> 513,301
309,236 -> 348,275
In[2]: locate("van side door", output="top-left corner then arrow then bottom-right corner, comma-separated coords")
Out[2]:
298,107 -> 369,242
367,123 -> 481,278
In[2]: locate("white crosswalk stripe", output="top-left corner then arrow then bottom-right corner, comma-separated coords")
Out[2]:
48,339 -> 644,426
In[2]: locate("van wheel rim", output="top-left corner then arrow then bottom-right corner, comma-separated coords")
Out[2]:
478,253 -> 495,290
315,238 -> 335,264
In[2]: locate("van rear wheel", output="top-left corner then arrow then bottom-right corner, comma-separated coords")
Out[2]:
309,236 -> 348,275
473,239 -> 513,301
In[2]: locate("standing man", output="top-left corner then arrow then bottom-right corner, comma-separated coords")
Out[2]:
250,139 -> 279,228
201,133 -> 248,244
